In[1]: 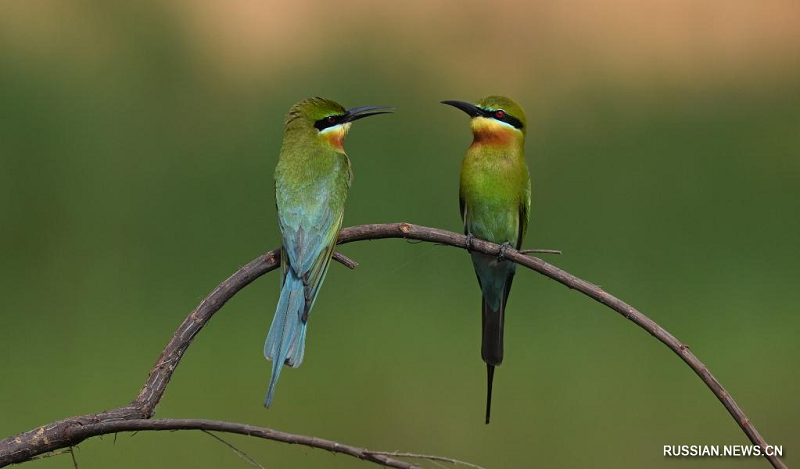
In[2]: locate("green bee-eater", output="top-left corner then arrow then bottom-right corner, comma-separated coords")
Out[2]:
442,96 -> 531,423
265,97 -> 393,407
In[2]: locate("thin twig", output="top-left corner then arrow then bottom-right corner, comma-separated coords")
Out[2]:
202,430 -> 266,469
366,451 -> 488,469
72,419 -> 421,469
333,251 -> 358,269
68,447 -> 78,469
519,248 -> 561,255
29,449 -> 72,461
0,223 -> 784,469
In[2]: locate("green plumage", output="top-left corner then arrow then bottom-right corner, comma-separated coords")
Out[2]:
275,98 -> 351,288
446,95 -> 531,423
265,97 -> 391,407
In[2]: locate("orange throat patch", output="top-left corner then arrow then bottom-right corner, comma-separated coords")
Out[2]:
470,117 -> 518,147
321,123 -> 350,151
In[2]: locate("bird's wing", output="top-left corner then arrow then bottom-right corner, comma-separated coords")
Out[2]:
459,190 -> 468,234
517,179 -> 531,249
276,163 -> 348,321
277,204 -> 343,322
279,186 -> 344,268
516,200 -> 528,250
298,210 -> 343,320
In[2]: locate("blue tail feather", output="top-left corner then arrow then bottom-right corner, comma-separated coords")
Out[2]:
264,272 -> 307,407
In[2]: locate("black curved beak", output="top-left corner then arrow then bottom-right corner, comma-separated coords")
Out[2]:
344,106 -> 395,123
441,100 -> 481,117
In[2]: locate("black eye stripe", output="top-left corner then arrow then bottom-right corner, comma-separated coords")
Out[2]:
478,108 -> 523,129
314,114 -> 345,131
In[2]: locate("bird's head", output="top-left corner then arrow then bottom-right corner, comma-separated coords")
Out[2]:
441,95 -> 527,146
285,97 -> 393,152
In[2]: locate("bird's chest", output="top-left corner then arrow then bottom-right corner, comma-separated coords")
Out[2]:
462,155 -> 521,204
460,153 -> 523,243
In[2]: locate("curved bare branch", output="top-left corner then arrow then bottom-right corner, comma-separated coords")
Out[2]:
0,223 -> 785,469
70,419 -> 424,469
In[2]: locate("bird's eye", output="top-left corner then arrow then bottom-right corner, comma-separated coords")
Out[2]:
495,110 -> 506,119
327,116 -> 336,124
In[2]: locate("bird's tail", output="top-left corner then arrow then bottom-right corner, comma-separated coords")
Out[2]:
482,294 -> 506,424
264,271 -> 307,407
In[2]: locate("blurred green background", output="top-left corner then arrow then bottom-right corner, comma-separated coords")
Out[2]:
1,1 -> 798,468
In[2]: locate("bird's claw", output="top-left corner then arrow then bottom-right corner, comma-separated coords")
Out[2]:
498,242 -> 512,260
465,233 -> 475,253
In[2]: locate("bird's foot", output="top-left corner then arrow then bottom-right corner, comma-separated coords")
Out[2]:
465,233 -> 475,253
498,242 -> 513,260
